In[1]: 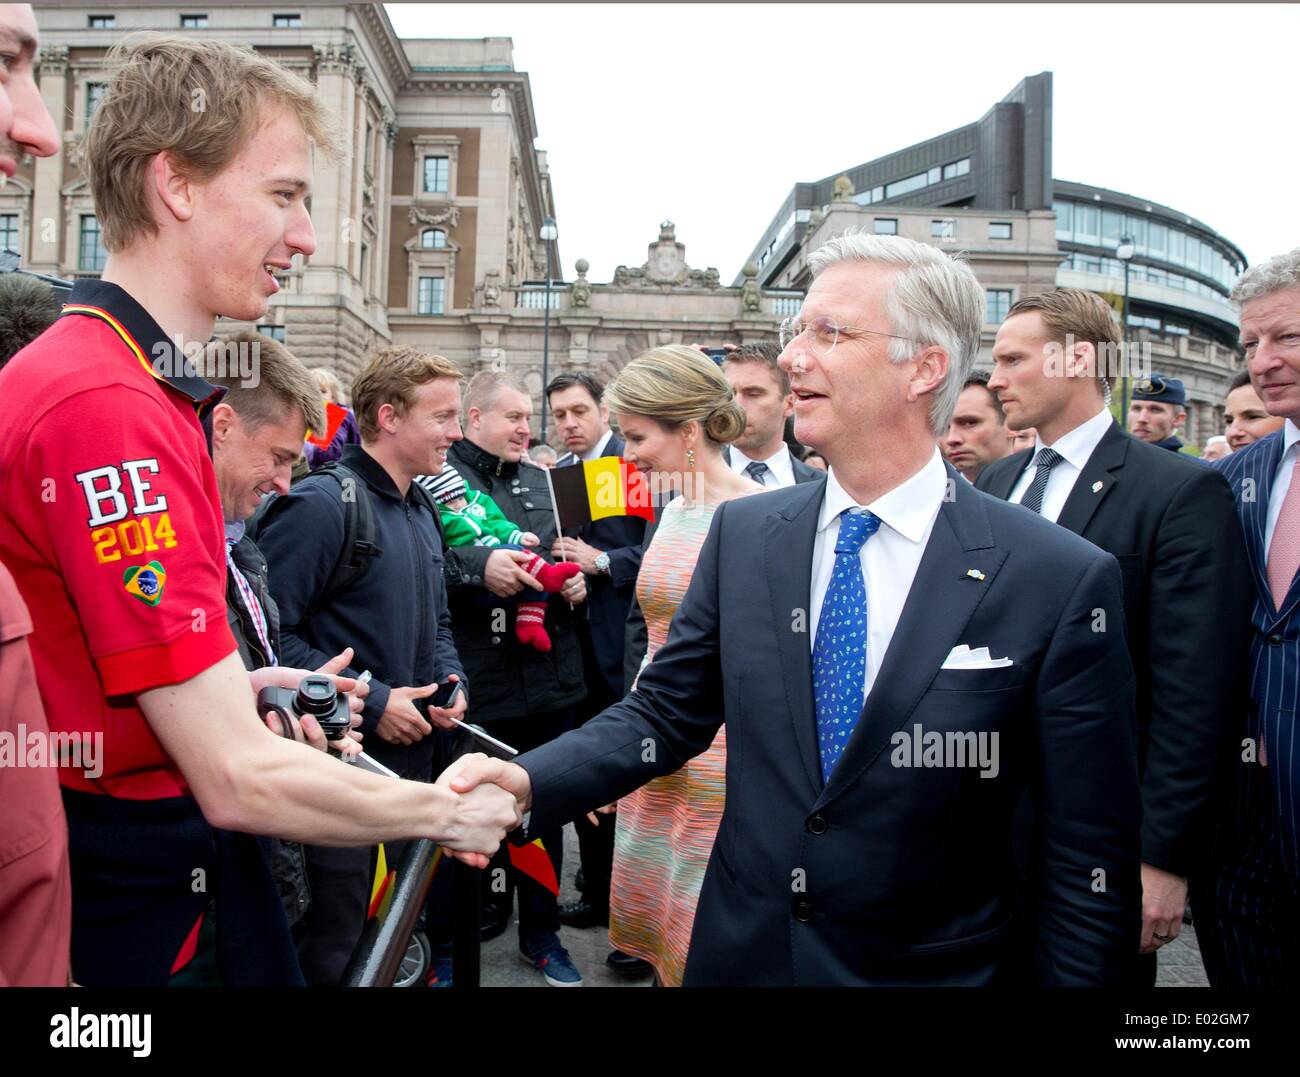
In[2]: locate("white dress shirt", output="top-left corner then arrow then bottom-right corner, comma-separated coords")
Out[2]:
809,447 -> 947,702
578,429 -> 614,463
1264,419 -> 1300,558
1007,407 -> 1114,523
728,443 -> 797,488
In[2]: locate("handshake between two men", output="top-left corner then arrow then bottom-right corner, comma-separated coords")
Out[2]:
433,754 -> 533,868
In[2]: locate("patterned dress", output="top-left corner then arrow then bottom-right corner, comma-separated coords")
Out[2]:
608,492 -> 752,986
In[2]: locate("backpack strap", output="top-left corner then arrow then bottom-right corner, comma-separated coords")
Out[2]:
246,462 -> 382,622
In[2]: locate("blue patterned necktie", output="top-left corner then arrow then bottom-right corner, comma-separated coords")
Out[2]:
813,509 -> 882,780
744,460 -> 771,486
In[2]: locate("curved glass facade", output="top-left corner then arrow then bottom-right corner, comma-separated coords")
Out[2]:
1053,199 -> 1242,296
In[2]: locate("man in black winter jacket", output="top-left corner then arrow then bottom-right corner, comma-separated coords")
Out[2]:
255,345 -> 470,985
435,370 -> 590,986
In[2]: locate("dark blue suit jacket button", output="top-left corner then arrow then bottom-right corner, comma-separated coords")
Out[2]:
806,814 -> 828,835
793,900 -> 814,922
1268,633 -> 1283,646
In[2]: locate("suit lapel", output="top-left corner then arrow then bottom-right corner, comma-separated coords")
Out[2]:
1054,422 -> 1128,537
764,482 -> 825,796
983,448 -> 1031,500
817,471 -> 1007,808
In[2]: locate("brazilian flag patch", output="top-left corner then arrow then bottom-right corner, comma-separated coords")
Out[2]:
123,561 -> 166,606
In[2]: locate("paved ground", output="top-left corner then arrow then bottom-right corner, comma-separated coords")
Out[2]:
478,825 -> 1208,987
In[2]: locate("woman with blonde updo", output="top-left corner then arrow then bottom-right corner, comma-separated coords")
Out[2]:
598,344 -> 763,986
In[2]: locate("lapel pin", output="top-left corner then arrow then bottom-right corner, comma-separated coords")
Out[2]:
1091,481 -> 1104,493
965,569 -> 986,581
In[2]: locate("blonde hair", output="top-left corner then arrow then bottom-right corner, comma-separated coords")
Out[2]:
82,33 -> 342,252
203,331 -> 325,439
604,345 -> 746,444
352,346 -> 463,441
310,366 -> 345,404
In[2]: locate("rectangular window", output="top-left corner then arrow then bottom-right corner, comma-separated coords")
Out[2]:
1201,242 -> 1214,276
1101,209 -> 1122,248
931,219 -> 955,239
871,185 -> 884,203
88,15 -> 115,29
0,213 -> 17,252
1168,229 -> 1185,265
423,156 -> 449,194
988,222 -> 1012,240
272,14 -> 302,28
1075,204 -> 1100,244
885,172 -> 930,199
1148,222 -> 1167,260
1054,201 -> 1072,240
927,166 -> 942,185
79,215 -> 107,272
985,289 -> 1012,325
257,325 -> 286,343
180,14 -> 209,29
1185,235 -> 1201,272
873,218 -> 898,235
85,82 -> 106,127
418,276 -> 445,315
1124,215 -> 1147,254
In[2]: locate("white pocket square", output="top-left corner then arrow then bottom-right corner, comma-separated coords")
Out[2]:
941,645 -> 1013,670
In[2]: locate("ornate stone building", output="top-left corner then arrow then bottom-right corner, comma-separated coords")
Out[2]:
17,4 -> 793,441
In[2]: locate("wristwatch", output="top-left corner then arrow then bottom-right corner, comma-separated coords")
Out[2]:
593,552 -> 611,575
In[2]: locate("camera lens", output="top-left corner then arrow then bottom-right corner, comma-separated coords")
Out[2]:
294,674 -> 338,716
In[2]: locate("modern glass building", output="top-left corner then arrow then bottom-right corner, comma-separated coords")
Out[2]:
742,72 -> 1247,444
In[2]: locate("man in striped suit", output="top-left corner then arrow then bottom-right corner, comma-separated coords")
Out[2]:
1204,247 -> 1300,986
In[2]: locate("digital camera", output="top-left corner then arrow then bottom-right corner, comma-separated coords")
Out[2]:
257,674 -> 352,742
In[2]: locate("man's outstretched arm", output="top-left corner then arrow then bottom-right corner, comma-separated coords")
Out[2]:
446,501 -> 732,829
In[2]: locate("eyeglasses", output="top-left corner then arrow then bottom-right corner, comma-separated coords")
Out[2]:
778,315 -> 917,357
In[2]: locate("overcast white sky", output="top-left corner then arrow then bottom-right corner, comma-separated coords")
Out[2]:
384,3 -> 1297,282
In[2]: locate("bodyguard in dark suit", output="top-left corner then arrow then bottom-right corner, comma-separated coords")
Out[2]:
978,289 -> 1251,984
547,373 -> 646,930
1199,251 -> 1300,986
442,236 -> 1141,985
719,341 -> 824,488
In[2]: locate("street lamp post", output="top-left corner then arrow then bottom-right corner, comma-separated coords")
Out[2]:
538,216 -> 558,444
1116,233 -> 1135,431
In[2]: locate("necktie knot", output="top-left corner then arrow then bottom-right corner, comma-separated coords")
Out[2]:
1033,446 -> 1063,473
744,460 -> 770,484
834,510 -> 881,555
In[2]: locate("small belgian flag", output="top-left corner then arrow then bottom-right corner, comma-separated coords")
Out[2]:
546,457 -> 655,531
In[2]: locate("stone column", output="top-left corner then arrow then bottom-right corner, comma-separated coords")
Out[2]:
31,47 -> 68,274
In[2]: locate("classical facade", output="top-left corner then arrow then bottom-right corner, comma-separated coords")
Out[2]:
745,72 -> 1249,447
18,4 -> 793,444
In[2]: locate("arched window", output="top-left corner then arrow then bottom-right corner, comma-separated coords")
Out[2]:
421,229 -> 447,249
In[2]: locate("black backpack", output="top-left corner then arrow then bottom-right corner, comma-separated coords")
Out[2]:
247,460 -> 444,621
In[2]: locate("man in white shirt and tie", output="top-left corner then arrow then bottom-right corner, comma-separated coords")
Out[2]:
720,343 -> 822,488
977,287 -> 1252,986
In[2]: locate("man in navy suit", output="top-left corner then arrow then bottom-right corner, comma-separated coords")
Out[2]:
547,373 -> 646,933
442,234 -> 1141,985
1202,248 -> 1300,986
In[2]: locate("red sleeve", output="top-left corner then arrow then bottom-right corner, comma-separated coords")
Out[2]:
25,387 -> 236,696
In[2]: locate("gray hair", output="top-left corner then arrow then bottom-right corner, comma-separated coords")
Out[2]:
1232,248 -> 1300,305
807,232 -> 983,434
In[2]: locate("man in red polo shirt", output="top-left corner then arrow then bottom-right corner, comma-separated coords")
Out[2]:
0,32 -> 517,986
